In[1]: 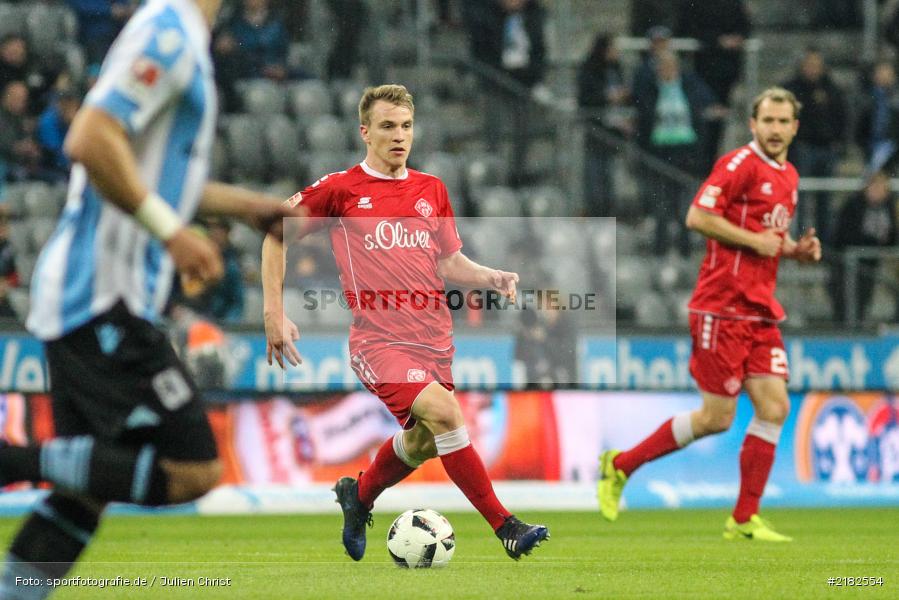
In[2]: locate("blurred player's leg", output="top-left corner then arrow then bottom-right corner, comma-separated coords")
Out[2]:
0,440 -> 169,506
0,493 -> 103,598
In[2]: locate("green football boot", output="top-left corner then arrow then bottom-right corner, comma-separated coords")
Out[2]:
597,450 -> 627,522
723,515 -> 793,542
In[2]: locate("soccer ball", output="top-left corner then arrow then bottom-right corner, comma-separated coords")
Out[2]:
386,509 -> 455,568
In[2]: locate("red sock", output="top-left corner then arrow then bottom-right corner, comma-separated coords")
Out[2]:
613,418 -> 680,476
733,434 -> 776,523
357,437 -> 415,509
440,444 -> 511,531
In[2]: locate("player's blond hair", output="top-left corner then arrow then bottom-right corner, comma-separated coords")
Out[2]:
751,87 -> 802,119
358,84 -> 415,126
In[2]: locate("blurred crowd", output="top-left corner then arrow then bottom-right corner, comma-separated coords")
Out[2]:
1,0 -> 899,331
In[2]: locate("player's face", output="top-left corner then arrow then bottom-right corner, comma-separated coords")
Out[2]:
360,101 -> 414,174
750,99 -> 798,163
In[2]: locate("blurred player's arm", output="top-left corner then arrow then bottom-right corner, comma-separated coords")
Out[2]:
437,251 -> 519,300
685,205 -> 783,258
199,182 -> 297,239
64,106 -> 223,285
781,228 -> 822,262
261,215 -> 301,368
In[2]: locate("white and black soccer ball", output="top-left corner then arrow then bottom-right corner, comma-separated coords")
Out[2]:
386,509 -> 455,568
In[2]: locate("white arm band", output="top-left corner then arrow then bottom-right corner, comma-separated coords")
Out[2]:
134,192 -> 183,241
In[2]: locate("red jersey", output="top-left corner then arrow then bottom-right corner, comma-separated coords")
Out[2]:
288,162 -> 463,349
688,142 -> 799,322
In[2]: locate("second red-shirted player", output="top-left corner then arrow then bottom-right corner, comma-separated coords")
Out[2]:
598,87 -> 822,542
261,84 -> 549,561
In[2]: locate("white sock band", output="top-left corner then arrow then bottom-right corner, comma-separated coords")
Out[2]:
392,431 -> 423,468
746,417 -> 782,445
672,412 -> 695,447
134,192 -> 183,241
434,426 -> 471,456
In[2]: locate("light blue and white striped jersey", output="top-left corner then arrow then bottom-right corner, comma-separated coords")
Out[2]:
27,0 -> 217,340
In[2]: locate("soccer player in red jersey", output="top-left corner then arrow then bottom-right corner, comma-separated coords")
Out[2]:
261,84 -> 549,560
598,87 -> 822,541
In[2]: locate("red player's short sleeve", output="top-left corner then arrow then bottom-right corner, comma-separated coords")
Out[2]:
285,171 -> 346,217
435,183 -> 463,258
691,150 -> 753,217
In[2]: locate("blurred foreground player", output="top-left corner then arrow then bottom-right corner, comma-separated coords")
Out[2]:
598,87 -> 822,541
261,84 -> 549,560
0,1 -> 293,596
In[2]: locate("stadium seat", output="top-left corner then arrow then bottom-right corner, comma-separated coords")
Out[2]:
236,79 -> 287,116
543,220 -> 587,264
465,155 -> 508,189
210,136 -> 229,181
332,80 -> 364,119
267,179 -> 299,201
8,221 -> 32,257
670,290 -> 693,326
60,41 -> 86,84
6,288 -> 28,322
23,183 -> 61,218
634,291 -> 672,328
616,256 -> 653,311
25,2 -> 77,60
14,253 -> 36,287
288,80 -> 332,120
525,185 -> 567,218
242,287 -> 264,326
29,218 -> 57,251
317,289 -> 352,328
230,223 -> 263,257
305,115 -> 349,152
420,152 -> 462,199
2,183 -> 30,217
304,152 -> 350,182
283,288 -> 317,327
477,186 -> 521,218
410,119 -> 447,155
265,114 -> 303,179
0,4 -> 25,39
224,115 -> 268,181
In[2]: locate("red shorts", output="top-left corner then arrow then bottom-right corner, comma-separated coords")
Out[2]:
688,313 -> 788,397
349,341 -> 455,429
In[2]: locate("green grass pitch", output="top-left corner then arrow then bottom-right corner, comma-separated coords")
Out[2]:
1,508 -> 896,599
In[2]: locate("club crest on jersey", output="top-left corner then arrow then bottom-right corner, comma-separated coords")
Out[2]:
357,196 -> 373,209
762,203 -> 791,230
407,369 -> 427,382
761,182 -> 773,195
698,185 -> 721,208
415,198 -> 433,217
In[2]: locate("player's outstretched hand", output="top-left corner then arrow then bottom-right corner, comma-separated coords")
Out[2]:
264,311 -> 301,369
490,269 -> 519,302
242,199 -> 303,242
166,228 -> 224,291
754,228 -> 783,257
794,228 -> 822,263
